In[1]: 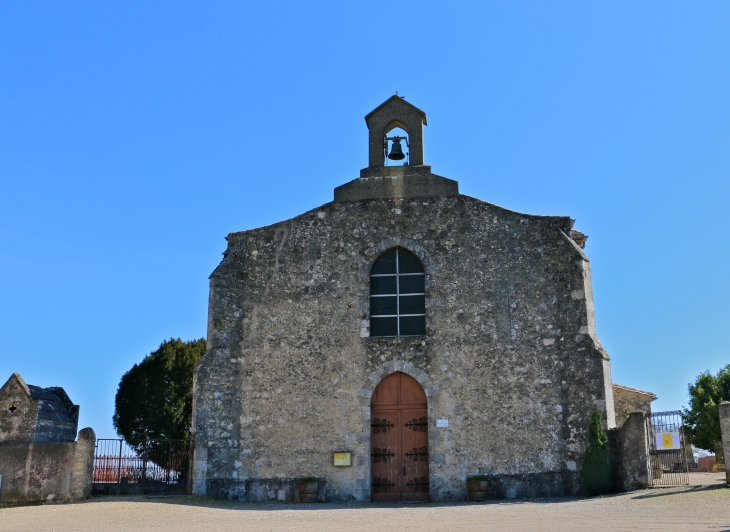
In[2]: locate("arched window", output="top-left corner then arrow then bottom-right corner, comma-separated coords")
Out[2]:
370,247 -> 425,337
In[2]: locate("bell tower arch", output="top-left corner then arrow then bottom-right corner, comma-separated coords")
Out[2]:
334,94 -> 458,201
364,94 -> 427,168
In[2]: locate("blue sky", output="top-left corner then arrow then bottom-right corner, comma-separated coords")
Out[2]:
1,2 -> 728,438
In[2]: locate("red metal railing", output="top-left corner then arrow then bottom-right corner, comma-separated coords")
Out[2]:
93,438 -> 190,492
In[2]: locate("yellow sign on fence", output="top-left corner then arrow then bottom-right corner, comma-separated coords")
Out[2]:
656,432 -> 680,450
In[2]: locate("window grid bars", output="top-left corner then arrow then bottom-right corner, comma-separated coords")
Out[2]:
369,315 -> 425,318
370,249 -> 426,335
396,248 -> 400,336
370,273 -> 424,277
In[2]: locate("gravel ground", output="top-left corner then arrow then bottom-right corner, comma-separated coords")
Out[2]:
1,474 -> 727,532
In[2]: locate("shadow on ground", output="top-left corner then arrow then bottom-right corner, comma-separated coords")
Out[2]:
630,483 -> 729,500
81,474 -> 728,512
85,494 -> 594,512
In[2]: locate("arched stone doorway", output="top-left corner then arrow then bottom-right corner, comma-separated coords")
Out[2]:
370,372 -> 429,502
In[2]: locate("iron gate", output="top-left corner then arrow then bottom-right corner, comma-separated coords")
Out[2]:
646,411 -> 689,486
93,438 -> 191,494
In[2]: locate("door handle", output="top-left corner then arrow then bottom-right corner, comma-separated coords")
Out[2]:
403,466 -> 406,476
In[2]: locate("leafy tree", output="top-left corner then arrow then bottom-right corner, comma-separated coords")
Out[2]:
581,405 -> 612,497
683,364 -> 730,451
113,338 -> 206,444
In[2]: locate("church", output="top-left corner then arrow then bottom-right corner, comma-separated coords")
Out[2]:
191,95 -> 616,501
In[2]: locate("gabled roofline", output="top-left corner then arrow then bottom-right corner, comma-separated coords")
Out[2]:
365,95 -> 427,127
0,372 -> 31,397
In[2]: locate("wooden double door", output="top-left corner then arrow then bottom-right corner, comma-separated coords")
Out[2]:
371,372 -> 429,502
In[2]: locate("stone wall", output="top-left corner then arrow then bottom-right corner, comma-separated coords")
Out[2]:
69,428 -> 96,499
192,189 -> 616,502
0,428 -> 95,504
608,411 -> 650,492
719,401 -> 730,483
0,376 -> 37,443
612,384 -> 656,427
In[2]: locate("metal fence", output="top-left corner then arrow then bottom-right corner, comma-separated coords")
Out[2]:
646,411 -> 689,486
93,438 -> 191,494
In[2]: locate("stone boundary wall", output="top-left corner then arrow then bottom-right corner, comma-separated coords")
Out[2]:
608,411 -> 649,492
0,427 -> 95,504
719,402 -> 730,484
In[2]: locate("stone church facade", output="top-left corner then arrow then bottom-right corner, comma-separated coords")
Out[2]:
192,95 -> 616,501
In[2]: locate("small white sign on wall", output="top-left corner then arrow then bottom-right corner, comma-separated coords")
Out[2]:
436,419 -> 449,428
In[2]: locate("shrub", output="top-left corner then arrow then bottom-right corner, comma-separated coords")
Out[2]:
580,405 -> 612,496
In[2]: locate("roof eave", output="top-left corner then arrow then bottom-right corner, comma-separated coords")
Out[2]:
364,95 -> 428,127
613,383 -> 658,401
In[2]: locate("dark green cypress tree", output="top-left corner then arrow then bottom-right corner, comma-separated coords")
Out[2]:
113,338 -> 206,445
580,405 -> 612,496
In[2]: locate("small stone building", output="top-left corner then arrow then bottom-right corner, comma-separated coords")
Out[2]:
0,373 -> 95,503
192,95 -> 618,502
0,372 -> 79,443
612,384 -> 656,427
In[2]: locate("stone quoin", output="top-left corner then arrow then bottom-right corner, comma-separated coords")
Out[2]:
191,95 -> 621,501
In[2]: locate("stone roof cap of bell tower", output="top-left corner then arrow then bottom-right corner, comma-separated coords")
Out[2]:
364,94 -> 427,127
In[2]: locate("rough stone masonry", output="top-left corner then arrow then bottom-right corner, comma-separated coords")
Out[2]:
191,95 -> 616,502
0,373 -> 96,504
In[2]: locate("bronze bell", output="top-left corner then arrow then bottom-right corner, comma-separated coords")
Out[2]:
387,138 -> 406,160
